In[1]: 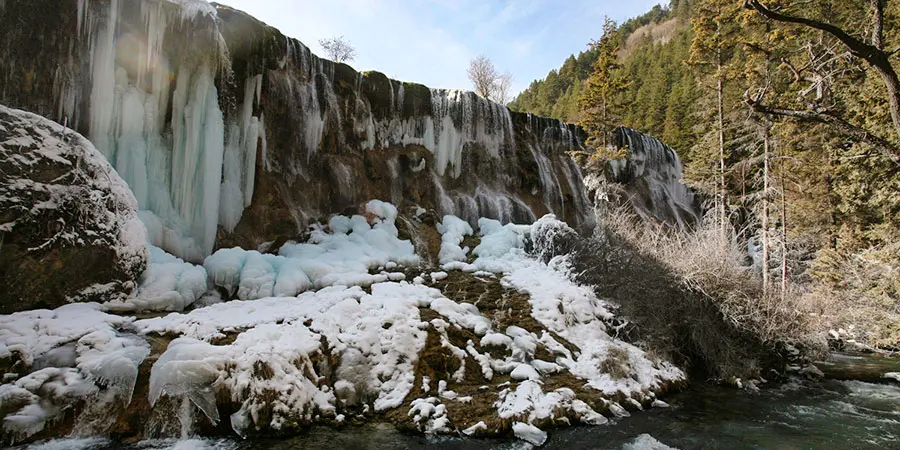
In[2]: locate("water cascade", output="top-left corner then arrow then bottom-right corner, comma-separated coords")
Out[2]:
606,127 -> 701,228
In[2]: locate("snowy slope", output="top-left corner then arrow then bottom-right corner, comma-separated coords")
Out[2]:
0,201 -> 684,445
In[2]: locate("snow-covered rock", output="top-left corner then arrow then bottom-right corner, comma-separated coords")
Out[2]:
513,421 -> 548,446
0,105 -> 148,313
204,200 -> 419,300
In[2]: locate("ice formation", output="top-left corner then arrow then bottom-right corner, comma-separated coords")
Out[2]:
0,304 -> 148,440
74,0 -> 263,261
104,246 -> 209,313
33,0 -> 592,263
512,421 -> 548,446
436,215 -> 475,267
606,127 -> 700,228
204,200 -> 418,300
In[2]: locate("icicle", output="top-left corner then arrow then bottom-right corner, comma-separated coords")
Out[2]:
87,0 -> 119,160
220,74 -> 264,232
77,0 -> 91,37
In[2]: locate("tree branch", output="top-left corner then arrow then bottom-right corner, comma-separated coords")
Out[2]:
745,0 -> 900,163
744,0 -> 880,60
872,0 -> 885,50
745,96 -> 900,163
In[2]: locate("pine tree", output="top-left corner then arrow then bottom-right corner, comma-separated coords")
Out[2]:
688,0 -> 742,234
579,18 -> 631,154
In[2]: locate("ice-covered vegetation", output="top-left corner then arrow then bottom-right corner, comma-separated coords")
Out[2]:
0,201 -> 683,445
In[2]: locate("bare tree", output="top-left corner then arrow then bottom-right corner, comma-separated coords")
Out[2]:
467,55 -> 498,100
495,72 -> 513,105
467,55 -> 514,105
319,36 -> 356,63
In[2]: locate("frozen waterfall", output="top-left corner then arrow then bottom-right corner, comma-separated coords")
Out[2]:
1,0 -> 592,261
78,0 -> 263,261
608,127 -> 700,228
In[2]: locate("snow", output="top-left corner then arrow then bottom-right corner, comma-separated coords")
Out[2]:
0,304 -> 148,440
0,202 -> 685,440
512,421 -> 547,446
205,202 -> 419,300
440,214 -> 686,427
622,434 -> 679,450
408,397 -> 451,433
511,364 -> 541,381
0,304 -> 133,365
436,215 -> 473,267
141,281 -> 479,432
462,421 -> 487,436
104,246 -> 208,312
430,271 -> 449,282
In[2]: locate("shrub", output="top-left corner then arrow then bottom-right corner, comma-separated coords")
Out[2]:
571,206 -> 824,379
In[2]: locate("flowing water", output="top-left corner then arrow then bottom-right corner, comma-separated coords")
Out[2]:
17,353 -> 900,450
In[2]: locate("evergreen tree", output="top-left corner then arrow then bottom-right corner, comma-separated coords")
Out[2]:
579,18 -> 630,153
688,0 -> 742,233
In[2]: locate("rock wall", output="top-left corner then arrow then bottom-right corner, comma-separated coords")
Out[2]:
0,0 -> 591,262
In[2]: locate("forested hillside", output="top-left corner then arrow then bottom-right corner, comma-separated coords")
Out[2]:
512,0 -> 900,349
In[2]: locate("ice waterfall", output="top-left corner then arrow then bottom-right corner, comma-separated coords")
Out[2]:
74,0 -> 263,261
608,127 -> 700,228
0,0 -> 592,261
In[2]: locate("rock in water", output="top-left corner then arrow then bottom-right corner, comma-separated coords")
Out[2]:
0,105 -> 148,313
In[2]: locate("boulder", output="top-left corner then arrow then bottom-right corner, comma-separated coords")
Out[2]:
0,105 -> 148,313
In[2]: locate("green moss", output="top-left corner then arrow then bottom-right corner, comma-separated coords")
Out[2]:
401,82 -> 432,119
360,71 -> 393,120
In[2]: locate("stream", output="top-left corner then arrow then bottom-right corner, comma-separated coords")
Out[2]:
17,353 -> 900,450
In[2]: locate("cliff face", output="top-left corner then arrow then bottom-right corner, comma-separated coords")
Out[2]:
610,128 -> 701,228
0,0 -> 591,262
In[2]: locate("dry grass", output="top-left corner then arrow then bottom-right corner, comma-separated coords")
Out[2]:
599,346 -> 633,380
577,206 -> 824,378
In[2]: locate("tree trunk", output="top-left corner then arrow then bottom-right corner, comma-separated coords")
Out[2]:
778,133 -> 788,300
717,50 -> 727,235
762,124 -> 770,297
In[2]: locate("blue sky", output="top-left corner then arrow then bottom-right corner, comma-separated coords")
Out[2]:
218,0 -> 663,96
